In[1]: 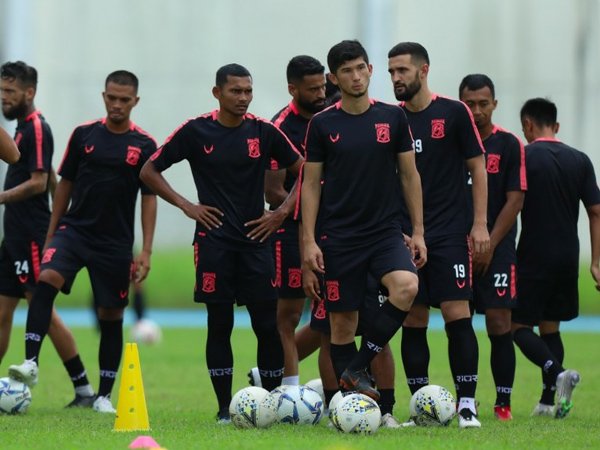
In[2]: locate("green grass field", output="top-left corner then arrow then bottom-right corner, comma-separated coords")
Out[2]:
56,248 -> 600,315
1,327 -> 599,450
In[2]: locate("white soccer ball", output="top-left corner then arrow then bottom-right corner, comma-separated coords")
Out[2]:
304,378 -> 325,404
0,377 -> 32,414
255,390 -> 279,429
276,385 -> 324,425
331,392 -> 381,434
328,390 -> 344,413
130,319 -> 162,345
229,386 -> 270,429
409,385 -> 457,426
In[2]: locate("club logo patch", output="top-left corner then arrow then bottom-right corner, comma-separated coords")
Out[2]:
288,268 -> 302,288
84,145 -> 95,154
202,272 -> 216,293
204,144 -> 214,154
326,280 -> 340,302
486,153 -> 501,174
375,123 -> 391,143
329,133 -> 340,143
126,146 -> 141,166
313,298 -> 327,320
431,119 -> 445,139
247,138 -> 261,158
41,248 -> 56,264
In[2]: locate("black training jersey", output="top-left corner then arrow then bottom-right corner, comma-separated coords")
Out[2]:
58,119 -> 156,249
3,110 -> 53,240
517,138 -> 600,278
467,126 -> 527,253
399,94 -> 484,238
305,99 -> 414,246
150,111 -> 301,250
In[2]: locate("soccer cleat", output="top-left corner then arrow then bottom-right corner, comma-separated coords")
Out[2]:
458,408 -> 481,428
339,368 -> 380,401
554,369 -> 580,419
247,367 -> 262,388
66,394 -> 95,408
8,359 -> 39,387
493,405 -> 512,421
92,395 -> 116,413
401,418 -> 416,427
380,413 -> 402,428
531,403 -> 555,417
216,408 -> 231,425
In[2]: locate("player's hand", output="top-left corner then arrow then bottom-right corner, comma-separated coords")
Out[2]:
303,241 -> 325,274
134,249 -> 152,283
409,232 -> 427,269
245,209 -> 286,242
469,223 -> 490,257
302,267 -> 322,301
591,263 -> 600,292
182,202 -> 224,230
473,247 -> 493,275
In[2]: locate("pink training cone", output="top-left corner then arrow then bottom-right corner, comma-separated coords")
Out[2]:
129,435 -> 160,448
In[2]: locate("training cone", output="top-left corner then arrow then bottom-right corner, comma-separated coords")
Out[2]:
114,343 -> 150,431
129,435 -> 160,448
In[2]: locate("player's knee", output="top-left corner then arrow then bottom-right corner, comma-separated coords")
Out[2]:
388,276 -> 418,304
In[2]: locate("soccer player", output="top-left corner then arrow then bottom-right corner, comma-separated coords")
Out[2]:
387,42 -> 489,428
8,70 -> 157,414
302,40 -> 425,403
512,97 -> 600,418
0,125 -> 20,163
140,63 -> 303,423
0,61 -> 96,407
459,74 -> 527,421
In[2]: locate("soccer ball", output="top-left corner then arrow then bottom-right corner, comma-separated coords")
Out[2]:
331,392 -> 381,434
255,389 -> 280,428
130,319 -> 162,345
328,390 -> 344,412
409,385 -> 457,426
304,378 -> 325,404
229,386 -> 270,429
0,377 -> 32,414
276,385 -> 323,425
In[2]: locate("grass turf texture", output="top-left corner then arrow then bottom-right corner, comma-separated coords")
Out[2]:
56,248 -> 600,315
0,327 -> 599,449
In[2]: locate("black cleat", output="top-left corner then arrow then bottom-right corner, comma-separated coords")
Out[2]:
339,368 -> 380,401
66,394 -> 96,408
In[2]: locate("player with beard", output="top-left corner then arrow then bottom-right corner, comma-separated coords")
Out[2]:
0,61 -> 96,407
459,74 -> 527,420
388,42 -> 489,428
302,40 -> 425,404
0,125 -> 19,163
9,70 -> 157,414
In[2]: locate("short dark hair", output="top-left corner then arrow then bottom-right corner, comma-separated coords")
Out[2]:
459,74 -> 495,99
286,55 -> 324,83
0,61 -> 38,89
327,40 -> 369,74
105,70 -> 139,92
215,64 -> 252,87
520,97 -> 557,127
387,42 -> 430,66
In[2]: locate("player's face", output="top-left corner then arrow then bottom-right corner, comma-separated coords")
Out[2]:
388,54 -> 423,102
291,73 -> 326,114
330,58 -> 372,99
0,78 -> 32,120
215,76 -> 253,117
460,86 -> 497,132
102,82 -> 139,125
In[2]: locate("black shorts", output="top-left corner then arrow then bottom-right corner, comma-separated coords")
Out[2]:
271,226 -> 304,300
0,238 -> 44,298
193,237 -> 277,305
512,275 -> 578,326
42,227 -> 132,308
473,260 -> 518,313
321,232 -> 415,313
414,234 -> 472,307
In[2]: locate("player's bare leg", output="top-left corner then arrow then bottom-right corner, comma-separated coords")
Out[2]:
277,298 -> 305,385
0,296 -> 19,364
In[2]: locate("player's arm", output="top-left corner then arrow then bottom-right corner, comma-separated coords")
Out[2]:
466,154 -> 490,255
397,151 -> 427,268
45,177 -> 73,248
587,203 -> 600,291
0,170 -> 49,204
135,194 -> 157,283
0,126 -> 19,164
301,161 -> 324,273
264,168 -> 288,208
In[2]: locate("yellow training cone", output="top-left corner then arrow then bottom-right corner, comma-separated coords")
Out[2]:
114,343 -> 150,431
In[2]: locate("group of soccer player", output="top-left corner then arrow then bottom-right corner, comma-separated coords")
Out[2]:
1,38 -> 599,428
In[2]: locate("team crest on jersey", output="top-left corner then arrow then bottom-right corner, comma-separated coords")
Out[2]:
329,133 -> 340,143
326,280 -> 340,302
84,145 -> 95,154
247,138 -> 261,158
375,123 -> 391,143
313,298 -> 326,320
431,119 -> 445,139
202,272 -> 216,293
486,154 -> 501,174
41,248 -> 56,264
203,144 -> 214,154
288,268 -> 302,288
126,146 -> 141,166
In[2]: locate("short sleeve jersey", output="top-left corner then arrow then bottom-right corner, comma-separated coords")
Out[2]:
517,138 -> 600,277
305,100 -> 414,246
150,111 -> 301,250
399,95 -> 484,238
58,119 -> 156,249
3,110 -> 53,240
467,126 -> 527,256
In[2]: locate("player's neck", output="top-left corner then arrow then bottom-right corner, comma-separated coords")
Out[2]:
105,118 -> 131,134
17,104 -> 36,123
294,103 -> 313,120
340,92 -> 370,115
217,110 -> 244,128
404,87 -> 432,113
478,123 -> 494,140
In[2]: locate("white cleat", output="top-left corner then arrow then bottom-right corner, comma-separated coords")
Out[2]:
380,413 -> 402,428
247,367 -> 262,388
400,418 -> 416,427
554,369 -> 580,419
531,402 -> 555,417
93,395 -> 116,413
458,408 -> 481,428
8,359 -> 39,387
